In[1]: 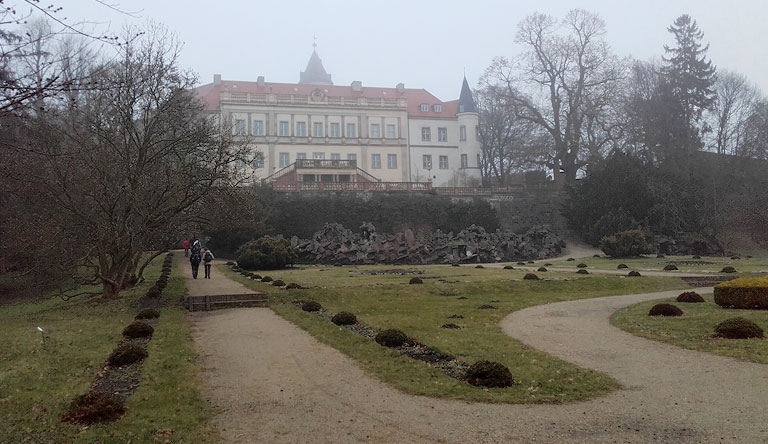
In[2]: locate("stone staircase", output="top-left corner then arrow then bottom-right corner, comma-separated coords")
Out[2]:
185,293 -> 267,311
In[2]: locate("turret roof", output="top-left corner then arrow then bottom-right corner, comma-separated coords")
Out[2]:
458,76 -> 477,113
299,48 -> 333,85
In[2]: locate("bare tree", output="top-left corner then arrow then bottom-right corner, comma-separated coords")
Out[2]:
707,71 -> 762,155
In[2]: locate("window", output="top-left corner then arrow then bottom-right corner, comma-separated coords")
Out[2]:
330,153 -> 340,160
279,152 -> 289,168
370,123 -> 380,138
387,154 -> 397,169
460,125 -> 467,141
330,122 -> 340,137
296,121 -> 307,137
421,127 -> 431,142
279,121 -> 289,136
386,124 -> 396,139
346,122 -> 356,138
422,154 -> 432,170
438,127 -> 447,142
347,153 -> 357,162
433,104 -> 442,113
253,120 -> 264,136
420,104 -> 429,112
252,152 -> 264,168
234,119 -> 245,136
313,152 -> 325,160
313,122 -> 323,137
461,153 -> 468,168
439,155 -> 449,169
371,154 -> 381,169
296,153 -> 306,160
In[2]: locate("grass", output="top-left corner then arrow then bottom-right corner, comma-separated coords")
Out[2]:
545,254 -> 768,274
0,254 -> 217,444
611,293 -> 768,364
224,263 -> 691,404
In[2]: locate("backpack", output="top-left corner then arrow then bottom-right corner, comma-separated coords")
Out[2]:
190,241 -> 202,256
190,252 -> 201,263
203,251 -> 213,262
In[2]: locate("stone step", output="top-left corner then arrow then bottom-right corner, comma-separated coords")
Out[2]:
186,293 -> 267,311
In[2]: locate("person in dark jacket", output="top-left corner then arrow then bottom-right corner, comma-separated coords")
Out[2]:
203,249 -> 215,279
189,237 -> 202,279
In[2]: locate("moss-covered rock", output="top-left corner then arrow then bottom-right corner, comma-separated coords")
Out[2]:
374,329 -> 408,347
648,303 -> 683,317
465,360 -> 515,388
331,311 -> 357,326
714,318 -> 764,339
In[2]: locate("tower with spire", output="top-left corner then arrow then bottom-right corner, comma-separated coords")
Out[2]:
299,41 -> 333,85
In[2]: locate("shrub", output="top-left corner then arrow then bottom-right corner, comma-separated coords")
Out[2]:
544,263 -> 553,266
692,255 -> 702,259
714,277 -> 768,309
523,273 -> 539,280
374,329 -> 409,347
302,301 -> 322,312
123,321 -> 154,338
657,254 -> 665,258
331,311 -> 357,326
527,261 -> 535,264
465,360 -> 514,388
676,292 -> 705,303
475,265 -> 484,269
451,263 -> 460,267
576,269 -> 589,275
517,262 -> 526,265
477,304 -> 497,309
409,277 -> 423,285
566,258 -> 575,261
61,392 -> 125,424
617,264 -> 628,269
714,318 -> 764,339
599,229 -> 651,258
107,343 -> 148,366
503,265 -> 514,270
664,264 -> 679,271
730,256 -> 741,260
441,323 -> 461,329
252,274 -> 262,280
225,261 -> 235,266
261,276 -> 273,282
286,282 -> 303,289
235,236 -> 297,270
628,271 -> 642,277
272,279 -> 285,287
593,254 -> 601,258
648,303 -> 683,317
135,308 -> 160,319
577,263 -> 588,268
146,286 -> 162,298
721,266 -> 737,273
537,267 -> 547,272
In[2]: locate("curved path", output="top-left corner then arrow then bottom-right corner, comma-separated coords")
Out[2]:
190,274 -> 768,443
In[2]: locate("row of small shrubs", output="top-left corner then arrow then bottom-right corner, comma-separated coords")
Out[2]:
228,262 -> 303,289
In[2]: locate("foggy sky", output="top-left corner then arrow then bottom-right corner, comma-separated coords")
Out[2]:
60,0 -> 768,101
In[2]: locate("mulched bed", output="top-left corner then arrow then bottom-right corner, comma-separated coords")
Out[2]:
291,301 -> 471,380
352,269 -> 427,276
666,260 -> 715,266
680,276 -> 740,287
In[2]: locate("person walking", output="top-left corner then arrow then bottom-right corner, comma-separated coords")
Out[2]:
203,248 -> 215,279
182,238 -> 190,257
189,237 -> 202,279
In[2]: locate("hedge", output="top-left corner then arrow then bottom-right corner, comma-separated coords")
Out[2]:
714,277 -> 768,310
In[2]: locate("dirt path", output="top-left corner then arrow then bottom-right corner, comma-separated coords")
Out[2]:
189,273 -> 768,443
182,259 -> 259,297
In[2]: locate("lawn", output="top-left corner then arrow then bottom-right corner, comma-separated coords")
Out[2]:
223,263 -> 691,404
544,254 -> 768,274
0,254 -> 217,444
611,293 -> 768,364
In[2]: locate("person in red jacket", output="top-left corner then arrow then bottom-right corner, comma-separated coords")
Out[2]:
182,238 -> 190,257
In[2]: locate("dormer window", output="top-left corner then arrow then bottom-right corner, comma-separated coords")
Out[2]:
420,103 -> 429,112
433,104 -> 442,113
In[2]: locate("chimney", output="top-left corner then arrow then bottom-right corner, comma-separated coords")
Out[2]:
213,74 -> 222,85
396,83 -> 405,93
351,80 -> 362,92
257,76 -> 265,87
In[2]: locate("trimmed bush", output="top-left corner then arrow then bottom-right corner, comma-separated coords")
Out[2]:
475,265 -> 485,269
577,263 -> 588,268
374,329 -> 408,347
331,311 -> 357,326
272,279 -> 285,287
648,303 -> 683,317
409,277 -> 423,285
225,261 -> 235,266
714,277 -> 768,309
544,263 -> 553,266
663,264 -> 679,271
286,282 -> 303,289
252,274 -> 262,280
628,271 -> 642,277
107,343 -> 148,366
235,236 -> 297,270
146,286 -> 162,299
593,254 -> 601,258
465,360 -> 514,388
657,254 -> 665,258
527,261 -> 535,264
576,269 -> 589,275
302,301 -> 322,312
730,256 -> 741,260
676,291 -> 705,303
135,308 -> 160,319
503,265 -> 514,270
617,264 -> 628,269
566,258 -> 575,261
441,323 -> 461,329
477,304 -> 497,309
523,273 -> 539,280
721,266 -> 737,273
517,262 -> 526,266
61,392 -> 125,424
123,321 -> 154,338
537,267 -> 548,272
599,229 -> 650,258
261,276 -> 273,282
714,318 -> 764,339
692,255 -> 702,259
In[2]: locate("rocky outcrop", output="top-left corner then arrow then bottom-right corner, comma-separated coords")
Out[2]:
291,223 -> 565,265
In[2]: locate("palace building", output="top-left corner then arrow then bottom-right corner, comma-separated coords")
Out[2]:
194,46 -> 482,190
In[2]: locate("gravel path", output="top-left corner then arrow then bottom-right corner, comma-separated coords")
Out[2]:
189,273 -> 768,443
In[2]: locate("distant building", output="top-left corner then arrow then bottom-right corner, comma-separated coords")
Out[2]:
194,46 -> 482,188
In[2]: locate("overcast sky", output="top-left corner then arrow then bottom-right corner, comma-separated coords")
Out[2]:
60,0 -> 768,101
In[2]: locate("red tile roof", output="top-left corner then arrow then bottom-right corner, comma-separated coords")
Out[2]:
193,80 -> 459,118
